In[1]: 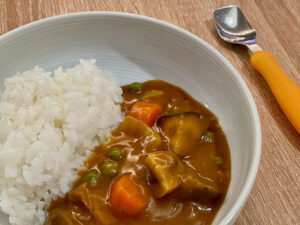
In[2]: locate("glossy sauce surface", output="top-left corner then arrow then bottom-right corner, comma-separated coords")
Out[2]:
47,80 -> 231,225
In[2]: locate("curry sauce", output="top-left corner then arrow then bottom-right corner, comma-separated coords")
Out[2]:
47,80 -> 231,225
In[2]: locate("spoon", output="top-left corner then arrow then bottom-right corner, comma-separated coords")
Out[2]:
213,5 -> 300,134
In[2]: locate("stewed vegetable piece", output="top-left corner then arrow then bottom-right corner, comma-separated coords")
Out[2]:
102,159 -> 118,177
129,102 -> 162,126
145,151 -> 221,200
108,147 -> 123,160
144,151 -> 182,198
202,131 -> 216,143
83,170 -> 100,187
158,112 -> 210,157
141,89 -> 164,101
129,82 -> 143,92
109,174 -> 148,216
118,115 -> 161,149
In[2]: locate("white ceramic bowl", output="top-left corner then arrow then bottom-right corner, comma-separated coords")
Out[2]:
0,12 -> 261,225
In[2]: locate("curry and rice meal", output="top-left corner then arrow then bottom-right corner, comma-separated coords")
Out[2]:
0,60 -> 231,225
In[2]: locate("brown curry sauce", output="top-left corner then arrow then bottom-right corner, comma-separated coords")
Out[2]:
47,80 -> 231,225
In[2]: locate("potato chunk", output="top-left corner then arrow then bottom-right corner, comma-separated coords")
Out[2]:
145,151 -> 182,197
118,115 -> 161,149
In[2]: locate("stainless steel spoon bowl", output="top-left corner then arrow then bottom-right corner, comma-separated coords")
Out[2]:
214,6 -> 262,53
213,5 -> 300,134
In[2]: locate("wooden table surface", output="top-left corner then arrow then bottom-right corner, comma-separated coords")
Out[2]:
1,0 -> 299,224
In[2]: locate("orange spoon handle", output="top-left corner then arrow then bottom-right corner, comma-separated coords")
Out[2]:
250,51 -> 300,134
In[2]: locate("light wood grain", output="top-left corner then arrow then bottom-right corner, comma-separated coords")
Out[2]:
1,0 -> 299,224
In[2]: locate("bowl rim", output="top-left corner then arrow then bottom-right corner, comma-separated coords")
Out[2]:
0,11 -> 261,225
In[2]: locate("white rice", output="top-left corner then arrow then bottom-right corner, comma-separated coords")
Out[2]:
0,59 -> 123,225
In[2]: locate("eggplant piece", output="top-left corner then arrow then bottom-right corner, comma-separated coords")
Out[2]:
179,166 -> 221,201
158,112 -> 210,157
145,151 -> 221,200
45,208 -> 76,225
118,115 -> 161,149
144,151 -> 182,198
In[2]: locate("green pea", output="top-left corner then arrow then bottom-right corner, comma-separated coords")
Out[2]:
102,160 -> 118,177
214,156 -> 223,165
202,131 -> 215,142
129,82 -> 143,92
83,170 -> 100,187
107,147 -> 123,160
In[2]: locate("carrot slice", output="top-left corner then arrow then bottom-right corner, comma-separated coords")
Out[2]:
129,102 -> 162,126
109,174 -> 148,216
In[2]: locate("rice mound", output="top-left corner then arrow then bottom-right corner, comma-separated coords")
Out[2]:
0,59 -> 123,225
